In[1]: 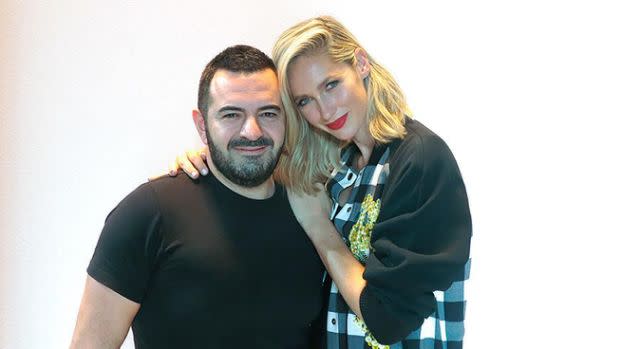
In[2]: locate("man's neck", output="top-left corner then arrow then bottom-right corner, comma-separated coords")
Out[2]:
206,152 -> 276,200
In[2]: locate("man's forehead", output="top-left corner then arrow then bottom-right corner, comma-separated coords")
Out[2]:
208,71 -> 281,112
210,70 -> 279,96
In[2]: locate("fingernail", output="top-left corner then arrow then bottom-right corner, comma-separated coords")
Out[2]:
201,168 -> 208,175
169,170 -> 176,175
191,171 -> 198,178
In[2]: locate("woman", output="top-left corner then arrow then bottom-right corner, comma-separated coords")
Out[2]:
172,16 -> 471,349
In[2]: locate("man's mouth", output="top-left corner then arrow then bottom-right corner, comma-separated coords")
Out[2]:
234,145 -> 268,154
229,137 -> 273,155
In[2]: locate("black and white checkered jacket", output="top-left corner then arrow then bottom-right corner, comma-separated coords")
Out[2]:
322,118 -> 472,349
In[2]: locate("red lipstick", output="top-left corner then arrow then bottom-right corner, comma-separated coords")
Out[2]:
326,113 -> 348,130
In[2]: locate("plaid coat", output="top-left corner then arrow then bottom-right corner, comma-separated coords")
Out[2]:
323,118 -> 472,349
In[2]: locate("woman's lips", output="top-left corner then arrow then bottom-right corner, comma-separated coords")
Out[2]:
327,113 -> 348,130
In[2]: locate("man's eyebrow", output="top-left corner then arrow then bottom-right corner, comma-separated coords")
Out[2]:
217,106 -> 244,113
257,104 -> 282,112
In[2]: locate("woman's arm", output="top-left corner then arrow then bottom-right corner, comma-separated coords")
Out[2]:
289,126 -> 472,344
287,189 -> 367,320
359,130 -> 472,343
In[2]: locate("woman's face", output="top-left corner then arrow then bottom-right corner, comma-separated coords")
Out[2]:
287,51 -> 370,143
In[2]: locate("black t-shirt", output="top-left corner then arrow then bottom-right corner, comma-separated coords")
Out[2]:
88,173 -> 325,348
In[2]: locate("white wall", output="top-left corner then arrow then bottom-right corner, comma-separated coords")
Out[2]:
2,1 -> 639,348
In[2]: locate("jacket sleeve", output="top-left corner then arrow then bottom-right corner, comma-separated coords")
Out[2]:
359,132 -> 472,344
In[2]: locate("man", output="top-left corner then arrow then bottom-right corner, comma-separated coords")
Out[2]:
70,45 -> 325,348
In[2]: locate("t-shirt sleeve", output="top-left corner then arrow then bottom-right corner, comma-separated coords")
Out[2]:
359,133 -> 472,344
87,183 -> 164,303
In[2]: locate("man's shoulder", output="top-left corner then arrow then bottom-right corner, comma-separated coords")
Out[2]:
109,172 -> 205,217
146,171 -> 201,190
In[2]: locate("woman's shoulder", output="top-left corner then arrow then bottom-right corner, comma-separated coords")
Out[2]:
388,117 -> 452,167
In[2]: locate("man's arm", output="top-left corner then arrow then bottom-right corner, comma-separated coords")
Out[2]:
69,275 -> 140,349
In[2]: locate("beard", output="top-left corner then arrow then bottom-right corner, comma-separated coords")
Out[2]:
206,131 -> 282,188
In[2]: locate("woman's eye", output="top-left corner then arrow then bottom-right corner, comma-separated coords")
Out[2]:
326,80 -> 339,90
297,98 -> 310,108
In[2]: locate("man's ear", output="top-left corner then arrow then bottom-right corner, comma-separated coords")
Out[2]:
192,109 -> 208,145
354,48 -> 371,79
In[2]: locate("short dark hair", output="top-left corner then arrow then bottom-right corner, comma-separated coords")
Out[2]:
197,45 -> 277,117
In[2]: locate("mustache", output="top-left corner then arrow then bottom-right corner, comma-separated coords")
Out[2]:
228,137 -> 274,148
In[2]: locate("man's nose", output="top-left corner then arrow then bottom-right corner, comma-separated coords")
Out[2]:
239,115 -> 263,141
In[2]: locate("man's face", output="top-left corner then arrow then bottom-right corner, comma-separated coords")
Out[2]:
199,69 -> 284,187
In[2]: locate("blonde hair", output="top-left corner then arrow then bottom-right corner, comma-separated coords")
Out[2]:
273,16 -> 411,194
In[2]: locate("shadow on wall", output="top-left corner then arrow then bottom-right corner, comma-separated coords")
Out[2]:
0,0 -> 21,346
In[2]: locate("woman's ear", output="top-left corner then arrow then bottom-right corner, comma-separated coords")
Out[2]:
354,48 -> 371,79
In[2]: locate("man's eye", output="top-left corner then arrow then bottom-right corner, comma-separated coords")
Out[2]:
222,113 -> 239,119
297,98 -> 310,108
261,112 -> 278,118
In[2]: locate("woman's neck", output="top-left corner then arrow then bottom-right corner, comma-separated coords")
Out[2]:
351,130 -> 376,170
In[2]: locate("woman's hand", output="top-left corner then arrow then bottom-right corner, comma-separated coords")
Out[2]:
149,146 -> 209,181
